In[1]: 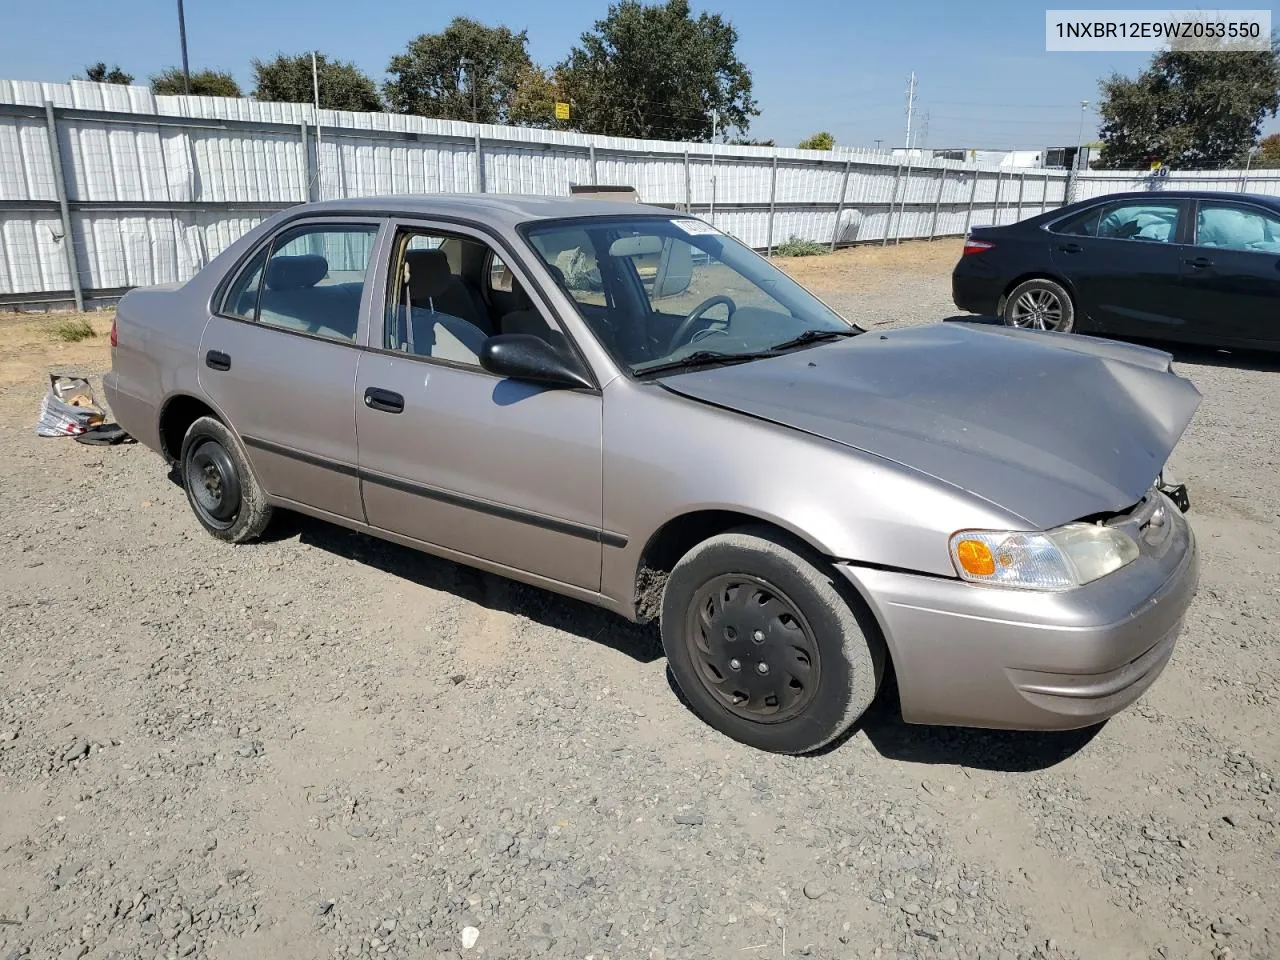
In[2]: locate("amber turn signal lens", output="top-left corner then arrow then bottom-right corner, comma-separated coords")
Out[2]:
954,539 -> 996,577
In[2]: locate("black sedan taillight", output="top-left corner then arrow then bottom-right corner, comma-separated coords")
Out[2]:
962,238 -> 995,256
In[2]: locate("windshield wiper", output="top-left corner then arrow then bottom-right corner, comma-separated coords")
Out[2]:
768,328 -> 860,352
636,350 -> 779,378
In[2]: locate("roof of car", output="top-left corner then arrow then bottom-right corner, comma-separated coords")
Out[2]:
295,193 -> 679,226
1069,190 -> 1280,207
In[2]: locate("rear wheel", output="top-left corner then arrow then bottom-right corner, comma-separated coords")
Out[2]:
1003,278 -> 1075,333
660,527 -> 883,754
180,416 -> 272,543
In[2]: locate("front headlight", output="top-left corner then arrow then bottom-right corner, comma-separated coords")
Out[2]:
949,523 -> 1139,591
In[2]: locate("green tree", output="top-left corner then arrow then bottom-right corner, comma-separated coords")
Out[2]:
1253,132 -> 1280,167
252,53 -> 382,112
385,17 -> 532,123
557,0 -> 758,141
151,68 -> 243,98
797,131 -> 834,150
1095,37 -> 1280,169
84,63 -> 133,85
507,65 -> 573,129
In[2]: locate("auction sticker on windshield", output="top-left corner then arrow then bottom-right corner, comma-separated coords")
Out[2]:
672,218 -> 721,236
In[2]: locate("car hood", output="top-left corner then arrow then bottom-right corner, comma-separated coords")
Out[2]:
660,321 -> 1201,528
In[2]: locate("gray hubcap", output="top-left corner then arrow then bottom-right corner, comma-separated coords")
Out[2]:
1009,288 -> 1065,330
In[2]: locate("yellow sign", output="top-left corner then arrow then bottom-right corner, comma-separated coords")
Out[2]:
1150,160 -> 1163,171
554,101 -> 570,121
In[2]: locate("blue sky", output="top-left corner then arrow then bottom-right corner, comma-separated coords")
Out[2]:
1,0 -> 1273,148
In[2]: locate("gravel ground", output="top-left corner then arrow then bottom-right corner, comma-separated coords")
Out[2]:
2,241 -> 1278,960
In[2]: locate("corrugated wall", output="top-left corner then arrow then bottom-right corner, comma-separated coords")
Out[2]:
3,78 -> 1273,306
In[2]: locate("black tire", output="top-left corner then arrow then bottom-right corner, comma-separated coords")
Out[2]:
1002,278 -> 1075,333
179,416 -> 273,543
660,526 -> 884,754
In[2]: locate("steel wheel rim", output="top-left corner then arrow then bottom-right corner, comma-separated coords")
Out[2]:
187,440 -> 241,529
1009,288 -> 1064,331
683,574 -> 821,724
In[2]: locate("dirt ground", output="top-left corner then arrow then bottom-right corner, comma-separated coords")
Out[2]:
1,241 -> 1277,960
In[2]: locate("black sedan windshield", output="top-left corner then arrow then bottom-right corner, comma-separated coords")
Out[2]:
522,215 -> 858,375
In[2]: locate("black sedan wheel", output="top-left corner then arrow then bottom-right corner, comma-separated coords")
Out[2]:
661,526 -> 884,754
180,416 -> 273,543
1003,278 -> 1075,333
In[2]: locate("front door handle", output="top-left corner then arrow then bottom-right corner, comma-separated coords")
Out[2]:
1183,256 -> 1213,268
205,350 -> 231,371
1059,242 -> 1083,254
364,387 -> 404,414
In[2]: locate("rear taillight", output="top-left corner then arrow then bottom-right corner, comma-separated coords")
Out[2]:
109,316 -> 118,347
962,238 -> 995,257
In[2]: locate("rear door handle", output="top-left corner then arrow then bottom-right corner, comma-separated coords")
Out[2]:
364,387 -> 404,414
1058,243 -> 1083,254
1183,256 -> 1213,268
205,350 -> 231,371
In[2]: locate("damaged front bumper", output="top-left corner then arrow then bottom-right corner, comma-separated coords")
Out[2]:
839,490 -> 1198,731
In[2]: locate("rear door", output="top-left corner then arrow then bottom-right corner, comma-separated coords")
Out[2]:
199,217 -> 384,520
1178,198 -> 1280,347
1049,198 -> 1188,336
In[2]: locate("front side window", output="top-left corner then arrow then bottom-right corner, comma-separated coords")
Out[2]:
522,216 -> 856,375
1196,202 -> 1280,253
249,223 -> 379,342
1095,202 -> 1180,243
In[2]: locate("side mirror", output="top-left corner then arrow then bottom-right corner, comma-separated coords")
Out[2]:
479,334 -> 594,390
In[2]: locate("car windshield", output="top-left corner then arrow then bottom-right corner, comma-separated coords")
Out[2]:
521,215 -> 859,375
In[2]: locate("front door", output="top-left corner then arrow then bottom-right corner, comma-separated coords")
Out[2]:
198,218 -> 384,520
354,220 -> 605,591
1178,199 -> 1280,347
1050,198 -> 1187,337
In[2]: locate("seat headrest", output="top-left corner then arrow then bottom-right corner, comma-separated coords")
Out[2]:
265,254 -> 327,291
510,275 -> 533,310
405,249 -> 453,300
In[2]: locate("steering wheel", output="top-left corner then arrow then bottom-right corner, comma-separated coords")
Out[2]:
665,295 -> 738,353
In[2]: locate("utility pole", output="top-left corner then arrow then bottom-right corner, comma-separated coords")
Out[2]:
1075,100 -> 1089,169
904,71 -> 917,152
873,139 -> 883,151
709,109 -> 719,226
311,52 -> 322,199
176,0 -> 191,95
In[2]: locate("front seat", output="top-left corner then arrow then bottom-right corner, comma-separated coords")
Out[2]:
404,249 -> 491,334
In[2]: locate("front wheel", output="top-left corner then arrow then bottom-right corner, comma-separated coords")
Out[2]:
660,527 -> 884,754
180,416 -> 273,543
1002,278 -> 1075,333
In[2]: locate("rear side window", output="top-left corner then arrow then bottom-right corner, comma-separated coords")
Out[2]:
1095,202 -> 1180,243
221,247 -> 268,321
256,224 -> 379,342
1051,206 -> 1103,237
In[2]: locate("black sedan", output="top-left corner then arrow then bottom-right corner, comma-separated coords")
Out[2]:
952,191 -> 1280,350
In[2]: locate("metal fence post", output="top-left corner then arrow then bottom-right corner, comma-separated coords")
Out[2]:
964,169 -> 979,234
300,122 -> 314,203
766,153 -> 778,257
993,169 -> 1004,224
683,150 -> 692,213
589,143 -> 598,184
928,170 -> 945,239
1065,166 -> 1078,205
1014,171 -> 1025,222
43,101 -> 83,312
882,162 -> 903,246
1041,171 -> 1050,215
893,157 -> 914,245
830,158 -> 851,252
474,132 -> 485,193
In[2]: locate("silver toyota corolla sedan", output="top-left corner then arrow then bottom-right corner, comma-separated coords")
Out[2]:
105,195 -> 1201,754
